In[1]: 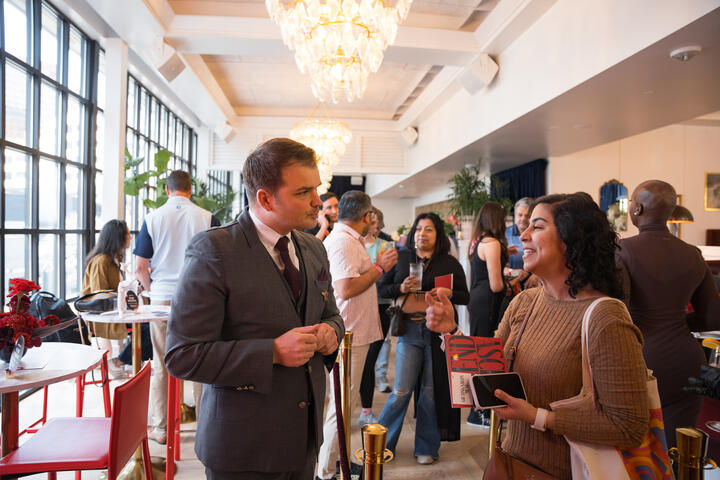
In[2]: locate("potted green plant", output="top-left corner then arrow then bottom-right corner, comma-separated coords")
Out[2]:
448,159 -> 491,237
124,149 -> 238,224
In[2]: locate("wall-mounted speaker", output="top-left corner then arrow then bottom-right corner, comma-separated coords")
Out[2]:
215,123 -> 236,143
151,38 -> 186,83
400,126 -> 418,146
457,53 -> 499,95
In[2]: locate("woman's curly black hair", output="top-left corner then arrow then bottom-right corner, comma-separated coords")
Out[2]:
531,194 -> 624,299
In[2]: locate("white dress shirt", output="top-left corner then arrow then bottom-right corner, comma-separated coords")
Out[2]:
248,208 -> 300,271
324,222 -> 381,346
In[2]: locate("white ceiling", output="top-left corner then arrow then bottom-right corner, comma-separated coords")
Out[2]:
374,6 -> 720,198
65,0 -> 720,200
165,0 -> 494,118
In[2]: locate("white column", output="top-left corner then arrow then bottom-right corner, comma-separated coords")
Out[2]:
101,38 -> 128,224
195,126 -> 212,180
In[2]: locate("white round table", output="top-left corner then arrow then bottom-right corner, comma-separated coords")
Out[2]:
0,342 -> 105,456
81,305 -> 169,375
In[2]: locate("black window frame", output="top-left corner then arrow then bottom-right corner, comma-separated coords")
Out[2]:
124,74 -> 197,235
0,0 -> 101,298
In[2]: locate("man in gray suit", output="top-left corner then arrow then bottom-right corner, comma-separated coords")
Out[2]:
165,138 -> 345,479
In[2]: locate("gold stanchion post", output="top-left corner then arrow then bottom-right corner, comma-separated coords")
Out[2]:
354,424 -> 393,480
488,410 -> 498,459
340,331 -> 353,480
669,427 -> 717,480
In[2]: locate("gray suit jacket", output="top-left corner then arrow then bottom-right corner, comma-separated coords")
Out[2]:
165,211 -> 345,473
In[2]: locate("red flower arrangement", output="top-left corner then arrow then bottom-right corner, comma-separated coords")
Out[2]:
0,278 -> 59,351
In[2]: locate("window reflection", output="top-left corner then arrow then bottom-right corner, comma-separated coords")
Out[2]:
66,165 -> 83,229
4,0 -> 29,63
41,5 -> 61,81
66,234 -> 83,297
4,235 -> 31,295
68,27 -> 86,95
39,82 -> 61,155
5,62 -> 32,146
38,234 -> 60,295
38,158 -> 60,229
66,96 -> 85,163
3,149 -> 32,228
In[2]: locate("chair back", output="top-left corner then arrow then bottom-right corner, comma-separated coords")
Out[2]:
107,362 -> 151,478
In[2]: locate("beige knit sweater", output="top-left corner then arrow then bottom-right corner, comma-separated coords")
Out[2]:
496,288 -> 649,479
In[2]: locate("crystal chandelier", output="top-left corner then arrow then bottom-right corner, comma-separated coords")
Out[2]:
266,0 -> 413,103
290,103 -> 352,194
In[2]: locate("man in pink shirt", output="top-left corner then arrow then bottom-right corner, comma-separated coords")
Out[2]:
316,190 -> 398,480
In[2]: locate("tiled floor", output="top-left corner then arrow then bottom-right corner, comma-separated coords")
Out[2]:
14,346 -> 490,479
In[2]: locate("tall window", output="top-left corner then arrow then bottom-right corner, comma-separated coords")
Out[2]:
207,170 -> 233,197
124,75 -> 197,234
0,0 -> 100,298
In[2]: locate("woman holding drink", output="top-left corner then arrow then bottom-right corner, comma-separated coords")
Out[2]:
376,212 -> 469,464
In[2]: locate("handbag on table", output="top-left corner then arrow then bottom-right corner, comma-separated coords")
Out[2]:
483,289 -> 556,480
549,297 -> 672,480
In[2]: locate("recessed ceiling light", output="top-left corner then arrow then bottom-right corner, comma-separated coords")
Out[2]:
398,184 -> 405,189
573,124 -> 588,130
548,125 -> 560,130
670,46 -> 702,62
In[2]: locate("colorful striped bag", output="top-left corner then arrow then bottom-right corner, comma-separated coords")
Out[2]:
550,297 -> 672,480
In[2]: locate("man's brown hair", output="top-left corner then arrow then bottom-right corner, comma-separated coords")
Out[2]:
167,170 -> 193,193
243,138 -> 317,202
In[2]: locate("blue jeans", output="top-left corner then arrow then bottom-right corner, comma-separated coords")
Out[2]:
377,320 -> 440,458
375,335 -> 390,380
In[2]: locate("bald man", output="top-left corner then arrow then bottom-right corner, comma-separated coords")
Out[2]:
617,180 -> 720,449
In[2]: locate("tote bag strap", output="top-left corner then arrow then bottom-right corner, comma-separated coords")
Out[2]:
495,288 -> 543,444
579,297 -> 621,400
506,287 -> 543,370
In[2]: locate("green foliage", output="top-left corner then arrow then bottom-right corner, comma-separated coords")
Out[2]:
430,210 -> 456,237
124,149 -> 238,224
396,224 -> 409,236
447,158 -> 511,218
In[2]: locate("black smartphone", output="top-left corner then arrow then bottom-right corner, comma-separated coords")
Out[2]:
470,372 -> 527,408
324,214 -> 332,223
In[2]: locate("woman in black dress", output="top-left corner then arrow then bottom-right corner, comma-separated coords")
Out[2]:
467,202 -> 508,426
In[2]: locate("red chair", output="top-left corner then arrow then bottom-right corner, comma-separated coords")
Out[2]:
0,363 -> 153,479
19,350 -> 112,438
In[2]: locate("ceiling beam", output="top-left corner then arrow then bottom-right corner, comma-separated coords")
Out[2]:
166,15 -> 482,66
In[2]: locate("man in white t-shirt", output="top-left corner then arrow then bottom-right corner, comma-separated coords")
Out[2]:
316,190 -> 397,480
134,170 -> 218,444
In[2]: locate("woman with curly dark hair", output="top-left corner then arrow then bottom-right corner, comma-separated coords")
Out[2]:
424,194 -> 650,478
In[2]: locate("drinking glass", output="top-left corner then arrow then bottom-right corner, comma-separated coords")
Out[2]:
408,262 -> 423,291
380,241 -> 395,254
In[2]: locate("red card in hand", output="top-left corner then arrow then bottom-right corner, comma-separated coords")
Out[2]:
434,274 -> 453,290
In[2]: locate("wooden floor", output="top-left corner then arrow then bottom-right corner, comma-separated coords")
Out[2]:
17,344 -> 491,479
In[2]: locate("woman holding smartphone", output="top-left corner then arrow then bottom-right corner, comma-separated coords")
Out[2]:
376,212 -> 469,465
425,194 -> 649,479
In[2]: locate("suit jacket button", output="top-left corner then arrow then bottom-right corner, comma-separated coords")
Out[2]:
298,401 -> 308,408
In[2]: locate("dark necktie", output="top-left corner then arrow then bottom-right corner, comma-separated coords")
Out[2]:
275,236 -> 301,302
